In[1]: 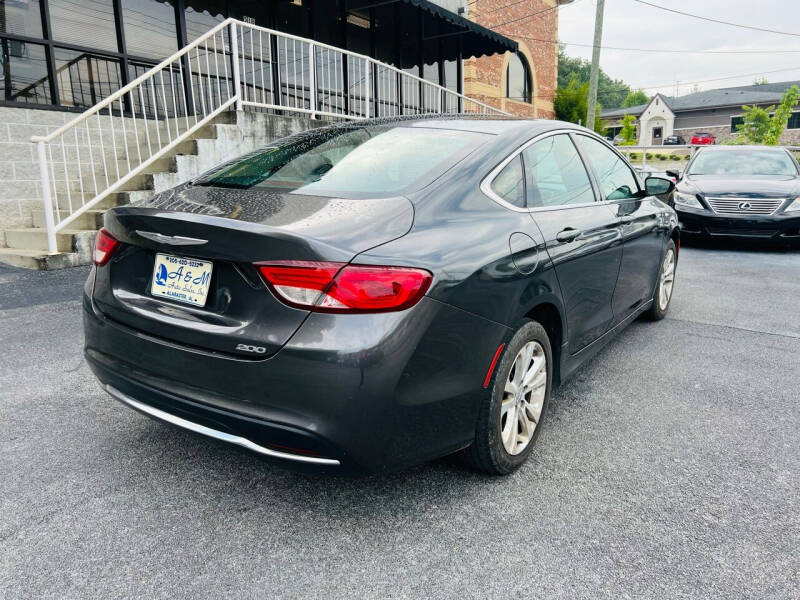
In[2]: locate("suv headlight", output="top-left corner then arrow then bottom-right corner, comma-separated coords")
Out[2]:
674,192 -> 703,209
786,197 -> 800,212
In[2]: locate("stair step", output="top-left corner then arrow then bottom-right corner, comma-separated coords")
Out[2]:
0,248 -> 79,270
32,209 -> 104,230
5,228 -> 95,253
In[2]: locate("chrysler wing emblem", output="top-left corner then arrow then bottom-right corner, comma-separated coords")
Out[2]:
738,201 -> 752,210
136,230 -> 208,245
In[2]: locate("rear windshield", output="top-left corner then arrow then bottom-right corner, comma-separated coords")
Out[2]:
688,150 -> 798,176
194,125 -> 489,198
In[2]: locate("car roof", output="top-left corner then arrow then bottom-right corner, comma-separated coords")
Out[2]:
319,114 -> 591,139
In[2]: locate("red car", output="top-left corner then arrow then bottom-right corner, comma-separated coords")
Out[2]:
691,132 -> 716,145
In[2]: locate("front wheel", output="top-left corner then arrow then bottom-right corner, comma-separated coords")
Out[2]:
644,240 -> 677,321
463,320 -> 552,475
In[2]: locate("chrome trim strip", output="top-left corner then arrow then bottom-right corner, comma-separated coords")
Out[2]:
136,230 -> 209,246
104,384 -> 341,466
705,196 -> 785,216
480,128 -> 635,214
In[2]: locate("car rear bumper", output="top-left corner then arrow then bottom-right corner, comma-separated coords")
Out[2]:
83,286 -> 510,472
677,208 -> 800,242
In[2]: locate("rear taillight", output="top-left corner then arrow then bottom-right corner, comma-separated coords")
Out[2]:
93,228 -> 119,266
256,261 -> 433,313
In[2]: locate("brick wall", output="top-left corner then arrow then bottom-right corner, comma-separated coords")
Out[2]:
0,106 -> 68,245
464,0 -> 557,118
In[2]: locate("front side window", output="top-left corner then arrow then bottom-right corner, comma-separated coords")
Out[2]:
523,134 -> 595,208
491,155 -> 526,208
195,126 -> 488,198
576,135 -> 640,201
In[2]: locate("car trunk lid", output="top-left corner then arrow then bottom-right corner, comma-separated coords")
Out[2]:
92,186 -> 414,358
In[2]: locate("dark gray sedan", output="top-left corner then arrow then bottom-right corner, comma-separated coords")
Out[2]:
83,116 -> 679,474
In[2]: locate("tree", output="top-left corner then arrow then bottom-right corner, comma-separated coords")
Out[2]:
766,85 -> 800,144
736,105 -> 772,144
554,79 -> 606,134
622,90 -> 649,108
557,49 -> 630,109
619,114 -> 638,145
736,85 -> 800,145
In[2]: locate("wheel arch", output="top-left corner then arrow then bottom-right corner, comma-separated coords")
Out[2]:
524,301 -> 565,387
670,226 -> 680,256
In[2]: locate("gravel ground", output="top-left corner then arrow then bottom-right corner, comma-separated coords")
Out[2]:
1,244 -> 798,599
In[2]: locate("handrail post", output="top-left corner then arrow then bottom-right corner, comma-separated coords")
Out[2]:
36,140 -> 58,254
308,42 -> 317,119
230,21 -> 242,111
364,58 -> 371,119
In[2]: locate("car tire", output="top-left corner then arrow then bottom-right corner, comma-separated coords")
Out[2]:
463,320 -> 553,475
644,240 -> 677,321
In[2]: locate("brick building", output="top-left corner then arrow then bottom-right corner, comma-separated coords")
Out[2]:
464,0 -> 560,119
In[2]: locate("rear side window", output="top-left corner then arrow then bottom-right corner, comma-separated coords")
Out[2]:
194,126 -> 489,199
491,155 -> 526,207
523,134 -> 595,208
576,135 -> 640,201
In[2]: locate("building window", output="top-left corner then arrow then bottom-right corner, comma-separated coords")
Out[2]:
506,51 -> 531,103
1,38 -> 50,104
54,47 -> 122,108
732,112 -> 800,132
1,0 -> 44,38
184,0 -> 226,43
49,0 -> 119,53
121,0 -> 177,60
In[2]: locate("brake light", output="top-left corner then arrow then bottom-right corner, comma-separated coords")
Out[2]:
93,228 -> 119,266
256,261 -> 433,313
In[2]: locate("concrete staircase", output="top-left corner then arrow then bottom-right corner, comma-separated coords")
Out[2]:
0,111 -> 324,270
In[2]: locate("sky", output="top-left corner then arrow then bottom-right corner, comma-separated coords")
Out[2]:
557,0 -> 800,98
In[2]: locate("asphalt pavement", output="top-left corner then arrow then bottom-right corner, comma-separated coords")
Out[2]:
1,244 -> 798,599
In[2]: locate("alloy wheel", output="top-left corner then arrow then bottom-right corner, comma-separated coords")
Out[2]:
500,341 -> 547,455
658,248 -> 676,311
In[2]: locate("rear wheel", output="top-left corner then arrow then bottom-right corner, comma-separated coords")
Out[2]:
644,240 -> 677,321
464,321 -> 552,475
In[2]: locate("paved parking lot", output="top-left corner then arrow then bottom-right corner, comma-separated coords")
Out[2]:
1,244 -> 798,599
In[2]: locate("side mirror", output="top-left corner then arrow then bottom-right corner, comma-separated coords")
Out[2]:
645,176 -> 675,197
665,169 -> 681,181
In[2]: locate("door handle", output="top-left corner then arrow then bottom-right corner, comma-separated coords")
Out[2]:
556,228 -> 581,243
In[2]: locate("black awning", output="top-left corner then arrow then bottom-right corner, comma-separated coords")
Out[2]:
350,0 -> 518,58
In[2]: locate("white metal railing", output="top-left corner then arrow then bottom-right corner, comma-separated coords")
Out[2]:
31,18 -> 506,253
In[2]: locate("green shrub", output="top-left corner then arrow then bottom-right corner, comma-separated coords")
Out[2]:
645,152 -> 653,160
669,154 -> 681,161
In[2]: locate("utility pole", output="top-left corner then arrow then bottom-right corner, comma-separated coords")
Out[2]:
586,0 -> 605,131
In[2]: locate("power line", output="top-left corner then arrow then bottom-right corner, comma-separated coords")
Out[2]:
554,39 -> 800,55
465,0 -> 536,16
630,0 -> 800,38
481,1 -> 569,30
626,66 -> 800,93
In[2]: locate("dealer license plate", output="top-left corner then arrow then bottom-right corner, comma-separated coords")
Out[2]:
150,253 -> 213,307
